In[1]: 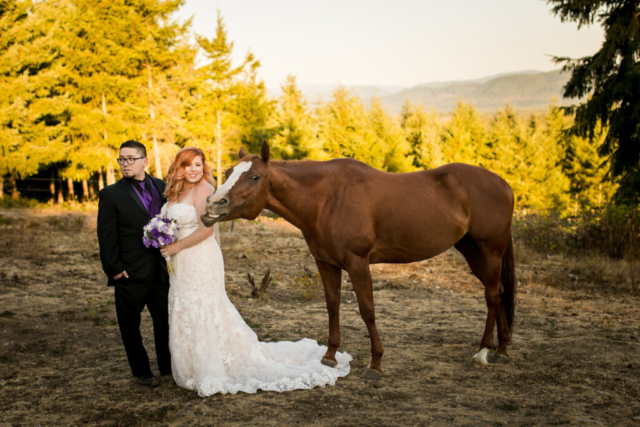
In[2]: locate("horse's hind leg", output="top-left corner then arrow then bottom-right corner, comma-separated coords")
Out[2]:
454,234 -> 511,366
345,253 -> 384,379
315,259 -> 342,368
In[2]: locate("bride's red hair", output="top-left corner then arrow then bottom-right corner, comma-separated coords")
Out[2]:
164,147 -> 215,202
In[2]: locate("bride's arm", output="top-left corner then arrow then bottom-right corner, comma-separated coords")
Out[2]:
161,181 -> 216,256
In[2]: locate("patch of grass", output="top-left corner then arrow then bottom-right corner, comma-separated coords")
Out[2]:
0,311 -> 16,318
292,272 -> 324,301
0,215 -> 14,225
50,346 -> 67,357
0,197 -> 40,209
495,401 -> 519,411
528,253 -> 635,295
0,354 -> 13,363
57,309 -> 76,321
243,316 -> 261,329
39,313 -> 50,318
47,214 -> 86,231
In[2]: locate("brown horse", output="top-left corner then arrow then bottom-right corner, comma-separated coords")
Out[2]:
201,141 -> 516,379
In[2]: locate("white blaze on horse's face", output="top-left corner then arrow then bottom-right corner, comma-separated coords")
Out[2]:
214,160 -> 253,200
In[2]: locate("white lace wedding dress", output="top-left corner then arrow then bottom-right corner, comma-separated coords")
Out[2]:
163,203 -> 351,396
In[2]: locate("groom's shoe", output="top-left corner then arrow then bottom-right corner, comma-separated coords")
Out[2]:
136,374 -> 159,387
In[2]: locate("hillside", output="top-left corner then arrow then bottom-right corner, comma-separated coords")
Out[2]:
382,69 -> 574,113
282,70 -> 579,113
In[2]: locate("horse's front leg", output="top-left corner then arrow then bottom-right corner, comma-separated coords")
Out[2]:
315,259 -> 342,368
345,254 -> 384,380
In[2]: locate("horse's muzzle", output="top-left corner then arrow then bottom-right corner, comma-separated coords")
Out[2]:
201,212 -> 226,227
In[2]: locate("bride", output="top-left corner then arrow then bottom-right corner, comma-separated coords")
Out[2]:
159,147 -> 351,396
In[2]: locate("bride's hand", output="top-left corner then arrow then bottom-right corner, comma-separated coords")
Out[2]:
160,242 -> 180,258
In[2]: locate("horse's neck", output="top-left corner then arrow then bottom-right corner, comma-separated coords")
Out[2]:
265,162 -> 330,235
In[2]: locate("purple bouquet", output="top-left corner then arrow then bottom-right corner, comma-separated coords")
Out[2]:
143,215 -> 179,274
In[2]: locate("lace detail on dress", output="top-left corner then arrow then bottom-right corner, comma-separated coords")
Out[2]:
164,203 -> 351,396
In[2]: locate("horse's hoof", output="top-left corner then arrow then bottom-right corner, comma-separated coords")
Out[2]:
361,368 -> 383,380
321,357 -> 338,368
488,353 -> 510,364
468,358 -> 488,369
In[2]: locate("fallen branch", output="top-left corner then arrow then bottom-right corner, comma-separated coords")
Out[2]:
247,270 -> 272,299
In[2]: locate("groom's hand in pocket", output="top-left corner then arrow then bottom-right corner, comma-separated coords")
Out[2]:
113,270 -> 129,280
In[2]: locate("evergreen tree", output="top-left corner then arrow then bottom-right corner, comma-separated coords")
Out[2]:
316,87 -> 379,167
56,0 -> 192,183
0,0 -> 67,196
368,97 -> 414,172
558,113 -> 616,211
524,109 -> 571,212
441,100 -> 486,165
271,75 -> 320,160
548,0 -> 640,204
400,100 -> 443,169
186,11 -> 272,183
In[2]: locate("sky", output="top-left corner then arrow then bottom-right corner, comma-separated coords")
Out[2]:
174,0 -> 604,90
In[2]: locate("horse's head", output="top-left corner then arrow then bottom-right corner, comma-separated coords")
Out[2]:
201,141 -> 271,227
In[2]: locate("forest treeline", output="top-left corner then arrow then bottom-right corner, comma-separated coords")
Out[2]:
0,0 -> 618,215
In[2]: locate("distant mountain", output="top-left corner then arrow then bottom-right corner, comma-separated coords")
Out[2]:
272,70 -> 577,113
268,83 -> 405,105
382,70 -> 574,113
412,69 -> 540,89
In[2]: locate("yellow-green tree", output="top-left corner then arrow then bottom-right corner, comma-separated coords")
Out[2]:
368,97 -> 414,172
400,100 -> 443,169
271,75 -> 322,160
316,87 -> 381,166
559,113 -> 617,211
0,0 -> 68,197
185,11 -> 272,184
441,100 -> 486,165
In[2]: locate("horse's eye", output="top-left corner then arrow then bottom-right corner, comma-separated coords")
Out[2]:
251,175 -> 259,181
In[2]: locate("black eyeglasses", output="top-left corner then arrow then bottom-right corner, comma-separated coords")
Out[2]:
117,157 -> 145,165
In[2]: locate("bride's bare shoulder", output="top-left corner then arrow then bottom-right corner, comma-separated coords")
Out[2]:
194,180 -> 215,199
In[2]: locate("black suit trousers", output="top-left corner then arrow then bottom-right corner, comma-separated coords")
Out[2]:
114,278 -> 171,377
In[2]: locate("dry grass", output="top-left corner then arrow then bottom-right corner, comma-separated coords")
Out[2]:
1,208 -> 640,425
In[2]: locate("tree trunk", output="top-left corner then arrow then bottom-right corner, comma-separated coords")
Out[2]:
82,179 -> 89,202
598,184 -> 602,207
153,134 -> 162,179
98,167 -> 104,190
0,175 -> 4,199
8,175 -> 19,199
50,169 -> 55,203
57,187 -> 63,204
107,165 -> 115,186
147,63 -> 163,179
217,110 -> 222,188
102,94 -> 113,188
67,178 -> 75,202
88,180 -> 95,200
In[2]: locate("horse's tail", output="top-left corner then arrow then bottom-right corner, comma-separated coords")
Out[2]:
501,232 -> 516,331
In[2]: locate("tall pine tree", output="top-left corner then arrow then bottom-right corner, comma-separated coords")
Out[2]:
548,0 -> 640,204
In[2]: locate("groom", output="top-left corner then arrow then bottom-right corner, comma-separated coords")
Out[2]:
97,140 -> 171,387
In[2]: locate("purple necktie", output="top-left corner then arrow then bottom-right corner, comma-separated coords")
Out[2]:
138,181 -> 161,217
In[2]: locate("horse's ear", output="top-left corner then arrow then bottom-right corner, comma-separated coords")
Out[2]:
238,147 -> 247,159
260,140 -> 270,163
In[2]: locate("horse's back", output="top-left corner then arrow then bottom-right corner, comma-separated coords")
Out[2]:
432,163 -> 514,240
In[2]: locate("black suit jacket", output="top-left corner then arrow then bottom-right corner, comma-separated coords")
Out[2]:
97,174 -> 169,287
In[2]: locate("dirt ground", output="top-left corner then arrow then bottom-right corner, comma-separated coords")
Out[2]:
0,207 -> 639,426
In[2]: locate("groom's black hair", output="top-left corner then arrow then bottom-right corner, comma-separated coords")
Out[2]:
120,140 -> 147,157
